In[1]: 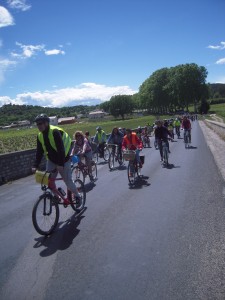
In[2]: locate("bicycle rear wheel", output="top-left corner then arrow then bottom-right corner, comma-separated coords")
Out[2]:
32,194 -> 59,236
163,149 -> 169,166
70,179 -> 86,212
72,165 -> 85,184
108,152 -> 115,170
127,162 -> 136,185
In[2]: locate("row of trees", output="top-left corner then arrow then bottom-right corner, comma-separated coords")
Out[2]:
100,63 -> 210,118
0,104 -> 99,126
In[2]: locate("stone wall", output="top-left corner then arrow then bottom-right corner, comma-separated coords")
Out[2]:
0,149 -> 45,185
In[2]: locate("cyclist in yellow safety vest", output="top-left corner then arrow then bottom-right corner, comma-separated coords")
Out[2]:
32,114 -> 81,204
93,126 -> 107,158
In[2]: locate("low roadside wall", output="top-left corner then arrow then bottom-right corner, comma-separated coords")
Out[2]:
0,149 -> 45,185
204,120 -> 225,140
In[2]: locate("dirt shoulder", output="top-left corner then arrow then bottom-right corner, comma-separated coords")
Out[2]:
199,120 -> 225,182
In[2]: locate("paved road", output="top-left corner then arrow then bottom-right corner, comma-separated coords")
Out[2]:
1,121 -> 225,300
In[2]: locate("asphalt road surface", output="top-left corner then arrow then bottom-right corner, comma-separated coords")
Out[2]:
1,121 -> 225,300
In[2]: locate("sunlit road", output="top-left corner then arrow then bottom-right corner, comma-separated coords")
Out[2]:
1,121 -> 225,300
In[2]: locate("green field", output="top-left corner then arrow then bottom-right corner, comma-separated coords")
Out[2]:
0,115 -> 163,154
208,103 -> 225,121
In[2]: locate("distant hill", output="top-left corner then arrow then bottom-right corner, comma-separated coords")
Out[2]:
0,103 -> 99,126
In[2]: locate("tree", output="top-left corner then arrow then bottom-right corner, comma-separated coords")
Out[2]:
99,101 -> 110,113
109,95 -> 134,120
198,100 -> 210,114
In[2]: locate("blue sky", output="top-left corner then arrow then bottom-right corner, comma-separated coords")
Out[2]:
0,0 -> 225,107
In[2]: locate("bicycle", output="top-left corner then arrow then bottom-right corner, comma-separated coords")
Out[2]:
71,154 -> 97,184
183,129 -> 191,148
108,144 -> 124,170
175,126 -> 180,138
123,149 -> 144,185
32,171 -> 86,236
92,142 -> 110,163
142,135 -> 151,148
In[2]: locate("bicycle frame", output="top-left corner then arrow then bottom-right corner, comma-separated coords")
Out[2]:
47,176 -> 72,204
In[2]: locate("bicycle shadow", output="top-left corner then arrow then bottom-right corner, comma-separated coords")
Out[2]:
84,181 -> 96,193
186,146 -> 198,149
164,164 -> 181,169
109,165 -> 127,172
97,161 -> 108,166
129,175 -> 151,189
33,208 -> 87,257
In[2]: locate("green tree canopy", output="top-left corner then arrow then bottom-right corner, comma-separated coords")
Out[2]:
109,95 -> 134,120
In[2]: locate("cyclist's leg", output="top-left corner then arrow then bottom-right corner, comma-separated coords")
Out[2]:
99,143 -> 104,157
118,143 -> 122,160
158,140 -> 163,160
84,151 -> 92,175
59,160 -> 80,196
189,130 -> 191,143
165,139 -> 170,152
135,149 -> 141,166
46,160 -> 58,189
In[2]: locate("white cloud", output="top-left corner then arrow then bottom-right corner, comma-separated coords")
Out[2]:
45,49 -> 65,56
0,95 -> 25,106
0,83 -> 137,107
216,58 -> 225,65
7,0 -> 31,12
11,42 -> 45,58
0,6 -> 14,28
207,41 -> 225,50
11,43 -> 66,59
0,59 -> 17,83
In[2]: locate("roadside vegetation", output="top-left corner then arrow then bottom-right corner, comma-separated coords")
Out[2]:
0,115 -> 165,154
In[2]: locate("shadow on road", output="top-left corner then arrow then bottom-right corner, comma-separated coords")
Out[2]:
163,164 -> 181,169
84,181 -> 96,193
109,165 -> 127,172
129,175 -> 151,189
97,161 -> 108,166
187,146 -> 198,149
33,209 -> 87,257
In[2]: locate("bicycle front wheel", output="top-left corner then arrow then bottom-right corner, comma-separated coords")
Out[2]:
70,179 -> 86,212
32,194 -> 59,236
92,151 -> 98,164
104,147 -> 110,162
90,160 -> 97,181
72,165 -> 85,184
108,152 -> 115,170
128,162 -> 136,185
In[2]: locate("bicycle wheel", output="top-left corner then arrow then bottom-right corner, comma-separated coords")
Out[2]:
32,193 -> 59,236
92,151 -> 98,164
70,179 -> 86,212
104,147 -> 110,162
163,149 -> 169,166
72,165 -> 85,184
90,160 -> 97,181
127,162 -> 136,185
108,152 -> 115,170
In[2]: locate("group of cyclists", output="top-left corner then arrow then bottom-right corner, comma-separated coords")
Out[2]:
32,113 -> 195,205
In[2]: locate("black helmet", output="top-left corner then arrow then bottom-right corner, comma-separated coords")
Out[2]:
34,114 -> 50,123
96,126 -> 102,131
